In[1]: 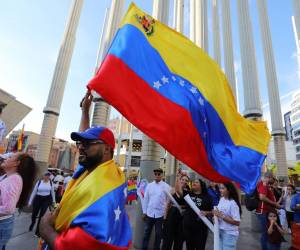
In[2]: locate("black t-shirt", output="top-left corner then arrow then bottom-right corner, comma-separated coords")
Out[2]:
183,192 -> 213,223
167,190 -> 189,218
273,187 -> 282,202
172,189 -> 190,206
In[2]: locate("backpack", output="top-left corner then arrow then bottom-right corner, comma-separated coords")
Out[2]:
245,188 -> 259,211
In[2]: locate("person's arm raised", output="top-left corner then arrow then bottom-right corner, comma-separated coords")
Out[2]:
79,92 -> 93,132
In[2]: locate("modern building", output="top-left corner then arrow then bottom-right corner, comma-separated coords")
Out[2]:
108,117 -> 142,173
291,90 -> 300,160
6,130 -> 78,170
6,130 -> 39,153
0,88 -> 31,153
284,111 -> 293,141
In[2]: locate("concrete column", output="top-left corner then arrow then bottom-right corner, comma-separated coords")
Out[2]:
138,0 -> 169,183
292,15 -> 300,79
36,0 -> 84,172
293,0 -> 300,39
237,0 -> 262,119
115,116 -> 124,166
92,0 -> 125,127
153,0 -> 170,25
256,0 -> 287,178
212,0 -> 221,65
94,7 -> 110,74
133,1 -> 169,248
173,0 -> 184,32
221,0 -> 237,101
190,0 -> 196,42
166,0 -> 184,186
195,0 -> 208,51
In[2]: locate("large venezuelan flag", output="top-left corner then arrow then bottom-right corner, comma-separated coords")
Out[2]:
88,4 -> 271,193
53,160 -> 131,250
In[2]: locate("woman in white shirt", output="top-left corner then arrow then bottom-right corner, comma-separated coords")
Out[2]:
214,182 -> 242,250
28,172 -> 55,237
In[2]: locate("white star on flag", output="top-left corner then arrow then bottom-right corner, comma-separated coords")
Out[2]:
204,118 -> 207,123
123,187 -> 127,197
172,76 -> 176,81
198,97 -> 204,106
161,76 -> 169,84
153,81 -> 162,89
107,237 -> 112,243
190,87 -> 197,94
179,80 -> 185,86
114,206 -> 121,221
203,132 -> 207,138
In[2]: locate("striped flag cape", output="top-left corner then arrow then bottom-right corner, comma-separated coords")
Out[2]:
88,4 -> 270,193
41,160 -> 132,250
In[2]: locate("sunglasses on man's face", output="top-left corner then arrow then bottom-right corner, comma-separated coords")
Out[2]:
76,140 -> 104,148
154,172 -> 161,176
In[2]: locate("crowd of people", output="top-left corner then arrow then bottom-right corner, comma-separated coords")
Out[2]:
140,169 -> 300,250
0,93 -> 299,250
141,168 -> 242,250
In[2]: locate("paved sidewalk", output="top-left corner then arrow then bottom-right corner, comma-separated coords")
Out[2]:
6,206 -> 292,250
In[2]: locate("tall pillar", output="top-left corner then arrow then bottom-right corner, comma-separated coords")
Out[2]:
212,0 -> 221,65
237,0 -> 262,119
153,0 -> 169,25
190,0 -> 196,42
292,16 -> 300,80
292,0 -> 300,80
36,0 -> 84,172
222,0 -> 237,101
166,0 -> 184,185
173,0 -> 184,32
133,1 -> 169,248
292,0 -> 300,38
195,0 -> 208,51
92,0 -> 125,127
94,7 -> 110,74
256,0 -> 287,178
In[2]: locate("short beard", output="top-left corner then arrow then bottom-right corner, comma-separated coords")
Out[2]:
79,152 -> 103,170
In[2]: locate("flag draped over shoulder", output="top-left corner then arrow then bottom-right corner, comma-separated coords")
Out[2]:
53,160 -> 131,250
88,4 -> 271,193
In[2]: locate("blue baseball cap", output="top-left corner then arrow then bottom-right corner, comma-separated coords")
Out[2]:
71,126 -> 115,149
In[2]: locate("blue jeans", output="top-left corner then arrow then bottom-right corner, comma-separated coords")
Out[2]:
256,213 -> 268,250
142,216 -> 164,250
219,230 -> 238,250
0,216 -> 14,249
266,242 -> 281,250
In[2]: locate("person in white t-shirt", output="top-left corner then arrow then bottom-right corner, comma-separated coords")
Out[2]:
63,173 -> 72,190
142,168 -> 171,250
28,172 -> 56,237
213,182 -> 242,250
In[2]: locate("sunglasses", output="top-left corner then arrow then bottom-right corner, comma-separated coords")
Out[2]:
76,140 -> 104,148
154,172 -> 162,176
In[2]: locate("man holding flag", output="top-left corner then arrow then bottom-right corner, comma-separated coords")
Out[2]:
39,93 -> 131,250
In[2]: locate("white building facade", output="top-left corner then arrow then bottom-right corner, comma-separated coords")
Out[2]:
291,91 -> 300,160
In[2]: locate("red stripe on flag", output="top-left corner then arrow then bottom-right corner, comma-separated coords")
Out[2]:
88,55 -> 228,183
55,227 -> 130,250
